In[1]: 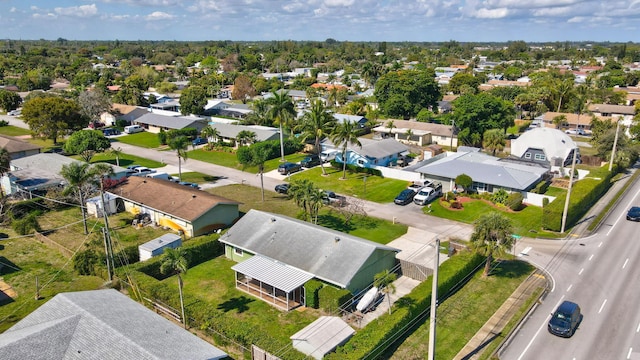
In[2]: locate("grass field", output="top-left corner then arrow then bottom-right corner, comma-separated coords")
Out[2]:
114,132 -> 161,148
0,125 -> 31,137
187,148 -> 308,173
90,152 -> 165,169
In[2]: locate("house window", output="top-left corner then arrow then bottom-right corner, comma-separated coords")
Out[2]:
524,153 -> 532,159
534,154 -> 546,161
357,159 -> 366,166
234,247 -> 243,256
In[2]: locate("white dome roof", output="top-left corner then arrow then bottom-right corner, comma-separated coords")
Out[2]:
511,127 -> 577,161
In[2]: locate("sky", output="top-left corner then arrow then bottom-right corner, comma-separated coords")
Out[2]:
0,0 -> 639,43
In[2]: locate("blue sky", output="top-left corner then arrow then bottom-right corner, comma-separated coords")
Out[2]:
1,1 -> 639,42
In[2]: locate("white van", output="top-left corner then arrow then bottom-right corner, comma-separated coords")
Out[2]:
320,149 -> 340,163
124,125 -> 143,134
145,172 -> 170,181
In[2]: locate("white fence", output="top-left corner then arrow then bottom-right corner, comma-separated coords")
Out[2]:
374,166 -> 422,182
522,192 -> 555,207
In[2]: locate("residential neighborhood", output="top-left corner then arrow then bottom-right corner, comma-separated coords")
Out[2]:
0,36 -> 639,360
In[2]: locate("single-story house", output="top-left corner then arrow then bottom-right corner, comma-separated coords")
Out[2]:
101,104 -> 148,126
108,176 -> 240,238
217,103 -> 252,119
150,100 -> 180,113
0,134 -> 41,160
511,127 -> 580,167
139,233 -> 182,261
539,111 -> 605,131
414,149 -> 549,193
0,289 -> 228,360
588,103 -> 636,128
264,89 -> 308,103
203,99 -> 231,115
372,120 -> 457,148
206,123 -> 280,146
133,113 -> 209,134
322,138 -> 409,168
1,153 -> 126,197
290,316 -> 355,360
333,113 -> 368,128
219,210 -> 399,311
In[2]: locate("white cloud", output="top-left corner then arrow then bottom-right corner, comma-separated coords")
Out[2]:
145,11 -> 175,20
474,7 -> 510,18
54,4 -> 99,18
323,0 -> 356,7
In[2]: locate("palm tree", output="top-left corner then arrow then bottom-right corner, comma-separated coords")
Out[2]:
200,125 -> 220,144
404,129 -> 414,143
0,148 -> 11,198
60,162 -> 96,234
470,212 -> 514,276
552,114 -> 567,129
160,247 -> 189,329
296,100 -> 337,175
482,129 -> 506,156
238,146 -> 270,201
385,120 -> 396,139
374,269 -> 397,315
107,147 -> 123,167
236,130 -> 257,147
287,179 -> 324,222
169,136 -> 189,182
555,78 -> 574,112
244,98 -> 271,126
327,87 -> 339,107
329,120 -> 362,180
267,91 -> 296,162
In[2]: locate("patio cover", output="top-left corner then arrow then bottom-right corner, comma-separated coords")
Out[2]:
232,255 -> 314,293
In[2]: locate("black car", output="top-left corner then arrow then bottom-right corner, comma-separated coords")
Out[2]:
300,155 -> 321,168
394,189 -> 417,205
102,128 -> 121,136
278,162 -> 302,175
274,183 -> 290,194
192,137 -> 208,146
548,301 -> 582,337
627,206 -> 640,221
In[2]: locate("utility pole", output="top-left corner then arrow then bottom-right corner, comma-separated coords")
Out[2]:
561,148 -> 579,234
428,238 -> 440,360
609,119 -> 621,172
100,178 -> 114,281
449,120 -> 455,150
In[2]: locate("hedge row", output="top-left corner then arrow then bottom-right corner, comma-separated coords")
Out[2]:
326,251 -> 484,360
318,286 -> 352,313
304,279 -> 323,309
542,167 -> 614,231
329,159 -> 383,176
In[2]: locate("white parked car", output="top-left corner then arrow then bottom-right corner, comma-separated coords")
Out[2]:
413,182 -> 443,205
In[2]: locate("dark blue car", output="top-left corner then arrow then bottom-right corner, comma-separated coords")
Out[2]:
627,206 -> 640,221
394,189 -> 416,205
192,137 -> 208,146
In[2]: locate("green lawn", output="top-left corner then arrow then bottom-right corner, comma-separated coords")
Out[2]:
389,260 -> 536,360
113,132 -> 161,148
90,152 -> 165,169
0,125 -> 31,137
290,166 -> 409,203
187,148 -> 308,173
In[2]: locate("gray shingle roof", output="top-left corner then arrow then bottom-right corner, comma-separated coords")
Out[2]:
219,210 -> 399,288
0,289 -> 227,360
134,113 -> 208,130
208,123 -> 280,142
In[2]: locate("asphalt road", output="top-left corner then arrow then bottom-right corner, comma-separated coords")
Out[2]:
501,174 -> 640,360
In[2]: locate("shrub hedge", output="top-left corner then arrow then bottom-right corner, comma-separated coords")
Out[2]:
318,286 -> 352,313
506,192 -> 524,211
236,138 -> 303,162
326,251 -> 484,360
304,279 -> 323,309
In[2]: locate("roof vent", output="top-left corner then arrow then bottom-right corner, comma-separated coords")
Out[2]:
192,194 -> 196,198
335,236 -> 340,242
271,217 -> 276,222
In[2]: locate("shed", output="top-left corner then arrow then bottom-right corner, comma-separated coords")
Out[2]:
139,233 -> 182,261
290,316 -> 355,359
86,193 -> 118,218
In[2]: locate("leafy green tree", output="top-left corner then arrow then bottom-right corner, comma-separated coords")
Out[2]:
374,69 -> 441,119
237,145 -> 270,201
231,75 -> 256,103
160,247 -> 190,329
452,92 -> 516,147
448,72 -> 481,95
374,269 -> 397,315
0,89 -> 22,112
22,96 -> 88,144
17,68 -> 52,91
169,136 -> 189,181
329,120 -> 362,180
455,173 -> 473,192
60,162 -> 95,234
64,130 -> 111,163
179,85 -> 207,115
73,249 -> 100,275
112,85 -> 148,106
470,212 -> 514,276
244,99 -> 271,126
483,129 -> 506,156
552,114 -> 568,129
296,100 -> 337,175
267,91 -> 296,162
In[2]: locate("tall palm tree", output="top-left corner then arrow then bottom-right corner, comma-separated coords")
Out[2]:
296,100 -> 337,175
107,147 -> 123,167
160,247 -> 189,329
329,120 -> 362,180
236,130 -> 257,147
200,125 -> 220,144
267,91 -> 296,162
374,269 -> 397,315
470,212 -> 514,276
244,98 -> 271,126
385,120 -> 396,139
482,129 -> 506,156
238,146 -> 270,202
169,136 -> 189,182
555,78 -> 574,112
0,148 -> 11,198
60,162 -> 94,235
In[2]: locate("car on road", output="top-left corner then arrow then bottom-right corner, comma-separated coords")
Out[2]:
394,189 -> 417,205
8,109 -> 21,116
192,137 -> 208,146
274,183 -> 290,194
278,162 -> 302,175
565,128 -> 587,136
179,181 -> 200,189
548,300 -> 582,337
126,165 -> 142,170
627,206 -> 640,221
300,154 -> 321,168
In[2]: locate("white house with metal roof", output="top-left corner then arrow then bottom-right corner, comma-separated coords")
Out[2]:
206,122 -> 281,147
133,113 -> 209,134
219,210 -> 399,311
0,289 -> 227,360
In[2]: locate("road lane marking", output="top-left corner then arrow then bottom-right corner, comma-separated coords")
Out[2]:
636,322 -> 640,333
517,295 -> 564,360
598,241 -> 603,248
609,190 -> 640,236
589,254 -> 594,261
623,258 -> 629,269
599,299 -> 607,314
628,347 -> 632,359
567,284 -> 573,292
518,246 -> 532,257
579,268 -> 584,275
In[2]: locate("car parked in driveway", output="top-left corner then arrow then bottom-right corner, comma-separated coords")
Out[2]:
627,206 -> 640,221
278,162 -> 302,175
274,183 -> 290,194
179,181 -> 200,189
192,137 -> 208,146
300,154 -> 321,168
394,189 -> 417,205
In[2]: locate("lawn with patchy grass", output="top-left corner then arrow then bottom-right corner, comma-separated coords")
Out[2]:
187,148 -> 308,173
290,166 -> 409,203
113,132 -> 161,148
388,260 -> 535,360
0,125 -> 31,137
90,152 -> 164,169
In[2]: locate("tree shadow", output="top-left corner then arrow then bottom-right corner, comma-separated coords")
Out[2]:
317,213 -> 355,233
461,331 -> 502,360
491,260 -> 533,278
0,256 -> 21,276
217,295 -> 254,313
203,175 -> 225,183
